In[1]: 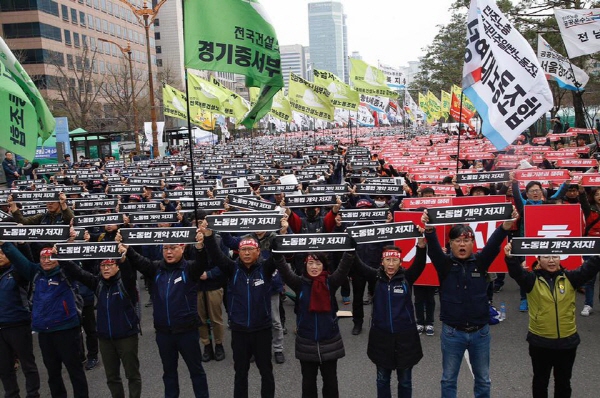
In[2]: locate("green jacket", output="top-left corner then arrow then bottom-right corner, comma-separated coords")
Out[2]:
528,273 -> 576,339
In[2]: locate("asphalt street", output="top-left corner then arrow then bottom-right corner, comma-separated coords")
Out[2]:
18,276 -> 600,398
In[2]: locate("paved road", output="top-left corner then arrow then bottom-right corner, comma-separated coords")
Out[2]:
18,276 -> 600,397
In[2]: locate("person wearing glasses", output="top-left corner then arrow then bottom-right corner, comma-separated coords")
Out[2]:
503,244 -> 600,398
198,227 -> 287,398
421,209 -> 517,398
117,231 -> 209,398
510,174 -> 570,312
60,255 -> 141,398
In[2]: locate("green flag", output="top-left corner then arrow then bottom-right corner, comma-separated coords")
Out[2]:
288,73 -> 334,121
162,84 -> 189,122
183,0 -> 283,128
313,69 -> 359,111
349,58 -> 399,99
187,73 -> 228,121
0,60 -> 38,160
418,92 -> 433,124
0,37 -> 55,158
427,91 -> 441,121
210,77 -> 250,123
270,89 -> 292,122
441,90 -> 451,119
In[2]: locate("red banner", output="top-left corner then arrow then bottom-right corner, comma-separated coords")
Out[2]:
514,169 -> 570,181
523,204 -> 583,269
556,159 -> 597,168
567,128 -> 598,135
450,91 -> 474,124
580,174 -> 600,187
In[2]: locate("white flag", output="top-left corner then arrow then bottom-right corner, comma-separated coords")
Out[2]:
537,35 -> 589,92
554,8 -> 600,58
462,0 -> 552,150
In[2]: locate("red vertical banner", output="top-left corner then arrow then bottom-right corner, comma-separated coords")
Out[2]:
524,204 -> 583,270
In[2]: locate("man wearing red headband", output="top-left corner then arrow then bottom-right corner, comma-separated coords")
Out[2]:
421,209 -> 517,398
353,235 -> 427,397
199,227 -> 287,398
0,244 -> 89,397
60,253 -> 142,398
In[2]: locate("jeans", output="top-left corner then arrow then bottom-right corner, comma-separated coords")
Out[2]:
376,366 -> 412,398
529,344 -> 577,398
0,324 -> 40,398
440,323 -> 490,398
300,360 -> 338,398
155,329 -> 208,398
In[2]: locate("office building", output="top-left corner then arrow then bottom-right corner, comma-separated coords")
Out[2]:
308,1 -> 348,82
280,44 -> 307,92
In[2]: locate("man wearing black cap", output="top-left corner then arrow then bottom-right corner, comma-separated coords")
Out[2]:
552,116 -> 563,134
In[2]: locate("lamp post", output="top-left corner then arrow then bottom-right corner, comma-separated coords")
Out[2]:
118,0 -> 168,158
98,37 -> 139,153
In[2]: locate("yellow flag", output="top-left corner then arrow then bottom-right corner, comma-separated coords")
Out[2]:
441,90 -> 451,119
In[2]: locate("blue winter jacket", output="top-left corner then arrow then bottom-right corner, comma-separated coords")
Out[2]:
0,265 -> 31,326
127,247 -> 204,334
1,243 -> 80,333
204,233 -> 286,332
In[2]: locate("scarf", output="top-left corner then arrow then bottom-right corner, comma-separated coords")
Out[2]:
308,271 -> 331,313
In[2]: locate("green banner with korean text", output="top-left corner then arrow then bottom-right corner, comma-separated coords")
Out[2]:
288,73 -> 334,121
162,84 -> 189,122
349,58 -> 399,99
183,0 -> 283,128
270,89 -> 292,122
313,69 -> 359,111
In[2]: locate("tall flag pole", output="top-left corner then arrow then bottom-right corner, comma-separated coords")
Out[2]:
183,0 -> 283,129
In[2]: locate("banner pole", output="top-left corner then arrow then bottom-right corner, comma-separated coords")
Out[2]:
456,92 -> 464,174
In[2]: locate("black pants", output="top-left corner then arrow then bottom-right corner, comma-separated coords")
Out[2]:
231,328 -> 274,398
155,329 -> 208,398
81,305 -> 98,360
300,360 -> 339,398
38,327 -> 88,398
413,286 -> 436,326
352,276 -> 367,325
99,335 -> 141,398
0,324 -> 40,398
529,344 -> 577,398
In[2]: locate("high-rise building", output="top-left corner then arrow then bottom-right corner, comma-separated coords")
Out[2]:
280,44 -> 307,92
308,1 -> 348,82
0,0 -> 157,131
153,0 -> 184,89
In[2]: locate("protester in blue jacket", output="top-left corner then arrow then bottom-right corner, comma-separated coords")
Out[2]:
0,243 -> 40,398
120,231 -> 208,398
199,226 -> 286,398
353,238 -> 427,398
0,244 -> 89,398
421,209 -> 517,398
61,254 -> 141,398
276,250 -> 355,398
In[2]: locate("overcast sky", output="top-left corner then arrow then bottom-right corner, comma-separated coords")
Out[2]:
259,0 -> 457,68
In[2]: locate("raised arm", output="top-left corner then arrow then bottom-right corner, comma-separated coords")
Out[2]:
59,260 -> 99,291
1,242 -> 39,281
404,240 -> 427,284
328,251 -> 356,287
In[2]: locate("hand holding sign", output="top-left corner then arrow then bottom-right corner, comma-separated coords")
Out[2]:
504,242 -> 512,258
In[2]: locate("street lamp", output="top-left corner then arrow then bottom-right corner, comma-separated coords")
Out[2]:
98,37 -> 140,153
118,0 -> 168,158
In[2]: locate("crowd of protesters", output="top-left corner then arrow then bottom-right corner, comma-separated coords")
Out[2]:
1,126 -> 600,398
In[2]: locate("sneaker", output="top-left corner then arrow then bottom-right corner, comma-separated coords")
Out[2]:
202,345 -> 214,362
274,352 -> 285,364
214,344 -> 225,361
494,285 -> 503,293
85,358 -> 99,371
351,323 -> 362,335
519,299 -> 528,312
417,324 -> 424,334
342,296 -> 351,305
581,305 -> 593,317
425,325 -> 434,336
363,294 -> 373,305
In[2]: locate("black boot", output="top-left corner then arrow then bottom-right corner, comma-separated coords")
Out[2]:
202,344 -> 214,362
351,322 -> 363,335
214,344 -> 225,361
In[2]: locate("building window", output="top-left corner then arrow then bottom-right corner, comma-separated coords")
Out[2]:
0,0 -> 59,16
155,32 -> 160,40
100,0 -> 106,12
109,22 -> 114,36
156,58 -> 162,67
154,18 -> 159,27
61,4 -> 69,21
67,54 -> 74,69
64,29 -> 72,45
107,1 -> 112,15
76,56 -> 83,71
80,11 -> 86,26
102,19 -> 108,33
116,25 -> 121,38
71,8 -> 77,24
155,46 -> 161,54
82,34 -> 87,48
3,22 -> 62,42
86,0 -> 92,6
95,17 -> 101,31
74,32 -> 80,47
93,0 -> 99,9
20,49 -> 64,66
87,14 -> 93,29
